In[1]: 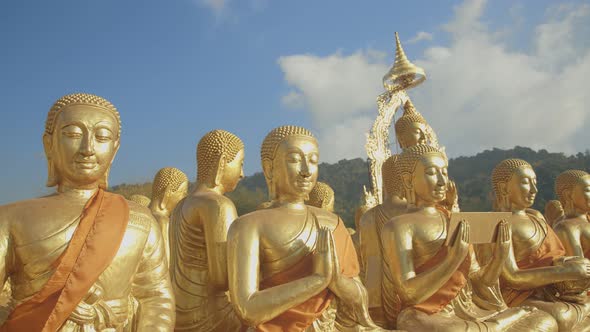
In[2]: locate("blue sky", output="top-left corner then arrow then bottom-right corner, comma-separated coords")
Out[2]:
1,0 -> 589,203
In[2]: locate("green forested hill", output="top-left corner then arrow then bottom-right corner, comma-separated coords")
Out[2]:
111,147 -> 590,228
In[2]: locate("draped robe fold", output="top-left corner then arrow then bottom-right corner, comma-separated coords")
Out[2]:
1,189 -> 129,332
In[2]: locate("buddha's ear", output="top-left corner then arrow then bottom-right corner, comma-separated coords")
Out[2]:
214,155 -> 226,187
159,188 -> 171,210
498,182 -> 508,196
43,133 -> 58,187
262,159 -> 273,180
43,133 -> 52,157
563,189 -> 573,200
401,172 -> 412,189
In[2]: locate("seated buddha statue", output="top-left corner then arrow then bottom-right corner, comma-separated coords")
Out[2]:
552,170 -> 590,264
358,154 -> 407,328
381,145 -> 558,331
227,125 -> 383,331
491,159 -> 590,331
168,129 -> 244,332
0,93 -> 174,331
149,167 -> 189,262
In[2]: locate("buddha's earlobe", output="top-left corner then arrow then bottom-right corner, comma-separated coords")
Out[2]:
43,134 -> 58,187
402,173 -> 415,207
214,155 -> 226,187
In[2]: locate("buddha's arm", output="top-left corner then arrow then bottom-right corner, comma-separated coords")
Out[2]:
227,221 -> 331,326
501,241 -> 581,289
382,220 -> 468,305
202,199 -> 237,290
131,217 -> 175,331
554,224 -> 584,258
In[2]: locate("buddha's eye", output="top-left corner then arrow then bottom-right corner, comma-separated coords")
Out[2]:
287,153 -> 301,163
62,126 -> 83,139
309,154 -> 319,164
95,128 -> 113,142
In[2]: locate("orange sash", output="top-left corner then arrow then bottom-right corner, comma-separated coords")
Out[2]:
1,189 -> 129,332
411,246 -> 471,314
255,217 -> 359,332
501,212 -> 566,307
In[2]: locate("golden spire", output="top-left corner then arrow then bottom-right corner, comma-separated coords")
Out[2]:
382,32 -> 426,91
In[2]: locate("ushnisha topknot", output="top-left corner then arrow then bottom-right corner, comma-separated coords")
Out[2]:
306,181 -> 334,209
260,125 -> 315,165
152,167 -> 189,203
555,170 -> 590,203
197,129 -> 244,183
396,144 -> 447,177
46,93 -> 121,137
491,159 -> 533,196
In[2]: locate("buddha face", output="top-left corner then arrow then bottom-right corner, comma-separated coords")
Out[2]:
412,153 -> 448,204
571,176 -> 590,213
506,166 -> 537,210
221,149 -> 245,193
399,122 -> 426,148
44,105 -> 119,189
272,136 -> 319,202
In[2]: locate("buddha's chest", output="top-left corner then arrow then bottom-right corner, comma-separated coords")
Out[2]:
259,220 -> 317,277
10,219 -> 148,300
511,218 -> 545,259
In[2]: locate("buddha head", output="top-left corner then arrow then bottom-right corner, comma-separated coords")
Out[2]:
129,194 -> 151,207
382,154 -> 403,199
43,93 -> 121,190
151,167 -> 189,215
306,181 -> 335,212
555,170 -> 590,217
544,200 -> 564,225
197,129 -> 244,193
394,100 -> 427,149
397,145 -> 448,207
492,159 -> 537,212
261,125 -> 318,203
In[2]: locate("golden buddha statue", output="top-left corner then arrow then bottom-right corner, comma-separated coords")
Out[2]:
358,154 -> 407,328
227,125 -> 382,331
0,93 -> 174,331
381,145 -> 557,331
129,194 -> 151,207
150,167 -> 189,262
307,181 -> 335,212
168,129 -> 244,332
394,100 -> 427,149
552,170 -> 590,261
491,159 -> 590,331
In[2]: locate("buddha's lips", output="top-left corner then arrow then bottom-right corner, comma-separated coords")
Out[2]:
76,161 -> 98,169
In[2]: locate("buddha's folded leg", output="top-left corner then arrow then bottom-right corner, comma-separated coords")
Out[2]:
523,298 -> 590,332
397,307 -> 558,332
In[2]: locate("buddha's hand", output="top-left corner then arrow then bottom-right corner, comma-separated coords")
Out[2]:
560,257 -> 590,280
448,220 -> 469,263
494,219 -> 511,259
313,226 -> 334,286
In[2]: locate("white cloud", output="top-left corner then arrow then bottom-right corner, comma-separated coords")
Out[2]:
278,0 -> 590,162
278,51 -> 389,162
408,31 -> 433,44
